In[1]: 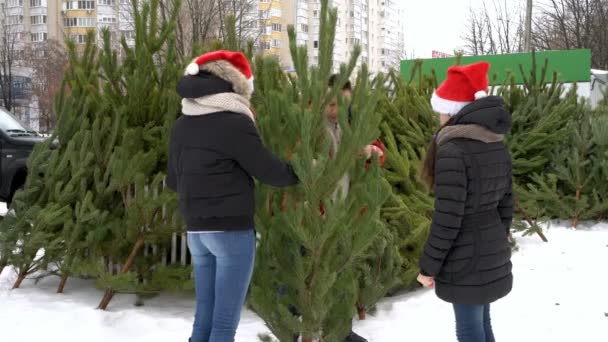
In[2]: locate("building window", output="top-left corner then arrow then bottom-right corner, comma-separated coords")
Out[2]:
313,10 -> 318,17
7,0 -> 23,7
313,41 -> 318,48
99,0 -> 115,4
64,17 -> 77,27
262,41 -> 271,50
70,34 -> 87,44
65,1 -> 73,9
14,50 -> 25,60
270,7 -> 281,17
272,23 -> 281,32
78,17 -> 96,26
121,30 -> 135,40
30,32 -> 48,42
77,0 -> 95,9
99,16 -> 117,24
300,24 -> 308,33
30,15 -> 47,25
30,0 -> 42,7
381,48 -> 385,55
64,17 -> 95,27
8,15 -> 24,25
272,39 -> 280,48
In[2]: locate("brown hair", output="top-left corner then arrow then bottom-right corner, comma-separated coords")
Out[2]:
328,74 -> 352,91
420,117 -> 456,190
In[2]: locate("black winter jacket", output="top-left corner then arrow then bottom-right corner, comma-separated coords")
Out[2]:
419,96 -> 514,305
167,111 -> 298,232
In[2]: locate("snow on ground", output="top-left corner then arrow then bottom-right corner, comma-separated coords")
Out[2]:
1,223 -> 608,341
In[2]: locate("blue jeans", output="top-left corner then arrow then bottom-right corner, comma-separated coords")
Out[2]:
453,304 -> 495,342
187,230 -> 256,342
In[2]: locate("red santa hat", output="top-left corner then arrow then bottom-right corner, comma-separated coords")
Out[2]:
431,61 -> 491,116
185,50 -> 254,98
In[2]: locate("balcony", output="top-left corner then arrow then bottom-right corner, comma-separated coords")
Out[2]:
12,76 -> 32,100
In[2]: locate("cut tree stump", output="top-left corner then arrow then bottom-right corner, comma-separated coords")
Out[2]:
57,274 -> 69,293
97,235 -> 145,310
12,273 -> 27,289
357,305 -> 366,320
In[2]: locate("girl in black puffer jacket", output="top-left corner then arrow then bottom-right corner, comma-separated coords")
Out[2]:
417,61 -> 513,342
168,51 -> 298,342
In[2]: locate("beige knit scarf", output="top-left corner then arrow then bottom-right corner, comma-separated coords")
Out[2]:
437,124 -> 504,146
181,93 -> 255,122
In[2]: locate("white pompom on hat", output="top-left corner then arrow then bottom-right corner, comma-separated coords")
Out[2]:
431,61 -> 491,116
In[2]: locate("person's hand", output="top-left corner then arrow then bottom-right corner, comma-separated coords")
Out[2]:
362,145 -> 384,159
417,273 -> 435,289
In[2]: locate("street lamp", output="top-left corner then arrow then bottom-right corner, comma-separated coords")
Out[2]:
524,0 -> 532,52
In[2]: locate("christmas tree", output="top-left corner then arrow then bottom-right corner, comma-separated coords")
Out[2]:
376,70 -> 437,289
0,0 -> 187,308
0,34 -> 105,289
249,0 -> 390,340
513,103 -> 608,228
498,55 -> 580,237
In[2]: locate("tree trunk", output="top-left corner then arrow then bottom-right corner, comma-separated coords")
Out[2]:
12,273 -> 26,289
302,336 -> 313,342
97,234 -> 145,310
357,304 -> 366,320
0,259 -> 7,274
572,187 -> 582,229
515,202 -> 549,242
98,289 -> 115,311
571,217 -> 579,229
57,274 -> 69,293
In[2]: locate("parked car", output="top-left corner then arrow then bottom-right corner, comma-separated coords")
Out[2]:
0,107 -> 46,206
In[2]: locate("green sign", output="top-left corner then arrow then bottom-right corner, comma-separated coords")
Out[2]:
400,49 -> 591,86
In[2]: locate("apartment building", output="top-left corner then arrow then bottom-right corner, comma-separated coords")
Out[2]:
61,0 -> 136,47
258,0 -> 406,74
258,0 -> 284,59
0,0 -> 135,52
0,0 -> 135,130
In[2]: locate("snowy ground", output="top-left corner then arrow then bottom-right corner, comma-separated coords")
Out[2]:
1,222 -> 608,341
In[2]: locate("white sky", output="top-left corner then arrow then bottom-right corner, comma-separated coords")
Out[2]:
402,0 -> 526,58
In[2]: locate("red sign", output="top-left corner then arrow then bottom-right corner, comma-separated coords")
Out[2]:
432,50 -> 453,58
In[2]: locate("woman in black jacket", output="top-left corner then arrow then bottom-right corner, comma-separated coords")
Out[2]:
417,61 -> 513,342
167,51 -> 298,342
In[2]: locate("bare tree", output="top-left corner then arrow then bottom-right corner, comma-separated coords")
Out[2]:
24,40 -> 68,133
157,0 -> 222,61
0,2 -> 20,111
218,0 -> 260,49
533,0 -> 608,69
156,0 -> 259,61
462,0 -> 524,56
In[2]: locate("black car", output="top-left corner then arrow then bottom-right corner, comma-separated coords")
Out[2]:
0,107 -> 45,206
